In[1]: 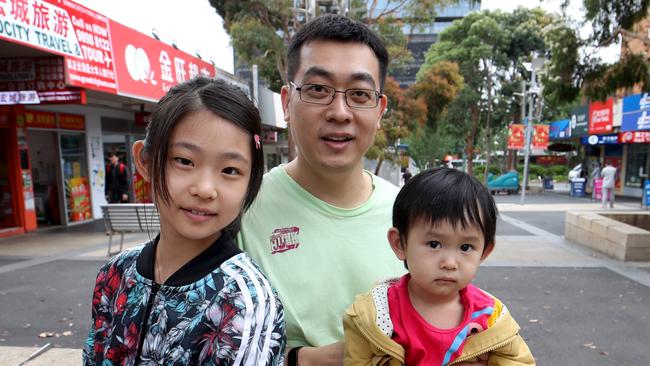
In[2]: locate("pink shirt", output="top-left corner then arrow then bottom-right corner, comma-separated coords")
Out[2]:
388,274 -> 495,365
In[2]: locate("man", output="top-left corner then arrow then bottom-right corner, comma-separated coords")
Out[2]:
239,15 -> 486,366
601,162 -> 617,208
105,152 -> 129,203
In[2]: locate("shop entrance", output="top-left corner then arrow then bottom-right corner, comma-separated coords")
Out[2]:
0,128 -> 20,231
27,130 -> 63,227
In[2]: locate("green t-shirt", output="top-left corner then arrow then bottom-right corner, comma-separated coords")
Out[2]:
238,166 -> 405,347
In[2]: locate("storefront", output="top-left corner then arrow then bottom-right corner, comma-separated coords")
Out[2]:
0,0 -> 216,237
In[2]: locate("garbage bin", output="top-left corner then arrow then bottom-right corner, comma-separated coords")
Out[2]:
543,177 -> 554,190
570,178 -> 586,197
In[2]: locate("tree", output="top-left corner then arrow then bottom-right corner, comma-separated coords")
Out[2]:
418,8 -> 579,176
366,76 -> 426,174
562,0 -> 650,100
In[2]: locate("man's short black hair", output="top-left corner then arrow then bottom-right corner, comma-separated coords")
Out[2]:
392,167 -> 498,251
286,14 -> 389,91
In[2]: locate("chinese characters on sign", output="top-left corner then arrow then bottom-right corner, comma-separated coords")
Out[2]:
0,0 -> 117,94
588,98 -> 613,134
621,93 -> 650,132
532,124 -> 549,149
109,19 -> 215,101
507,124 -> 525,150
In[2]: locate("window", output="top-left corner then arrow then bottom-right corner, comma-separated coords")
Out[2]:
625,144 -> 650,188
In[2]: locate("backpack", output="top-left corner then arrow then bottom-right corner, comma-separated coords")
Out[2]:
107,163 -> 126,175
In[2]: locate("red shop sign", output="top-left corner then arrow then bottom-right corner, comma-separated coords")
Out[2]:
619,131 -> 650,144
507,124 -> 525,150
109,20 -> 215,101
0,0 -> 118,94
58,112 -> 84,130
589,98 -> 613,134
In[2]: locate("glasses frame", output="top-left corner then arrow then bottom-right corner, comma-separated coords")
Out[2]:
290,82 -> 382,109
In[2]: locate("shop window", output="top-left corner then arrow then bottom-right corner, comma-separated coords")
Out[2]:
625,145 -> 650,189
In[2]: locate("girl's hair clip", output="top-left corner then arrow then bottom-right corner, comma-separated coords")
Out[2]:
254,134 -> 261,150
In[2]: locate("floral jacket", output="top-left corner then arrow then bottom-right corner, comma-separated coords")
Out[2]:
343,280 -> 535,366
83,234 -> 286,365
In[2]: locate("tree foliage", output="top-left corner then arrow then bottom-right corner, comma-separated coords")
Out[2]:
209,0 -> 450,92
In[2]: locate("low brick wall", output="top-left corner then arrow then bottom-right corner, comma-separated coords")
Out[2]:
565,211 -> 650,261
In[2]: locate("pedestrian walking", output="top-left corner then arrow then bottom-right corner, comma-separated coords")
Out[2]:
601,162 -> 617,208
589,160 -> 601,200
402,168 -> 412,184
83,78 -> 285,365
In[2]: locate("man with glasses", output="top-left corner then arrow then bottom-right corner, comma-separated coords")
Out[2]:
238,14 -> 403,366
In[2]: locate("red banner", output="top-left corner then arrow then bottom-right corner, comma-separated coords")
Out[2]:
0,0 -> 118,94
532,124 -> 549,149
20,110 -> 57,129
109,20 -> 215,101
536,156 -> 567,165
58,113 -> 84,130
619,130 -> 650,144
589,98 -> 614,134
0,58 -> 86,104
507,124 -> 525,149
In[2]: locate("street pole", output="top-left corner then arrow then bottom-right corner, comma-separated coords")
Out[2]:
520,66 -> 537,205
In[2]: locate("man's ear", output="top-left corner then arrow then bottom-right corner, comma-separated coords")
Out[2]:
280,84 -> 291,123
131,140 -> 150,182
481,243 -> 495,261
376,94 -> 388,130
388,227 -> 406,261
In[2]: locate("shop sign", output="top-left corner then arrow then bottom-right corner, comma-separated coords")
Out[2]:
619,131 -> 650,144
0,57 -> 86,104
20,110 -> 57,128
0,90 -> 39,104
621,93 -> 650,131
622,92 -> 650,113
621,110 -> 650,132
588,98 -> 613,134
537,156 -> 567,165
549,119 -> 570,140
58,113 -> 84,130
0,0 -> 117,94
507,124 -> 525,149
109,20 -> 215,101
580,134 -> 619,145
532,124 -> 549,149
569,105 -> 589,137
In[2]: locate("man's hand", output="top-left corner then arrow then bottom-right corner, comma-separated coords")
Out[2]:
287,342 -> 344,366
121,194 -> 128,202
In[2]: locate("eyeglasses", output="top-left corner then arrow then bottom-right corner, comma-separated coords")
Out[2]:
290,82 -> 382,109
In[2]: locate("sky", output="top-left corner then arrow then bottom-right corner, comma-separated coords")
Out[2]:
74,0 -> 618,75
75,0 -> 235,73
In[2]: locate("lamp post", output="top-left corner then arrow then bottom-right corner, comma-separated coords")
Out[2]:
520,56 -> 545,205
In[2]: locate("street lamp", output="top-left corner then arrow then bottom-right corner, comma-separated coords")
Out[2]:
520,56 -> 546,205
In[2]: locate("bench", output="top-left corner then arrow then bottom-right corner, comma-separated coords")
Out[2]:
102,204 -> 160,256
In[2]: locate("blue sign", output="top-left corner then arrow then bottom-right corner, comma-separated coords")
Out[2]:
580,134 -> 619,145
622,93 -> 650,113
549,119 -> 571,139
621,110 -> 650,132
645,180 -> 650,207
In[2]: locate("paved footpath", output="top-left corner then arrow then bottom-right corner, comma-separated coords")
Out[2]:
1,194 -> 649,365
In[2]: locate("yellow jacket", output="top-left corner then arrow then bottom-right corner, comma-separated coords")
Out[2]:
343,283 -> 535,366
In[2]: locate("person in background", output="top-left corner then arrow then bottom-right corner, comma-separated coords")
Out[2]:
402,169 -> 412,184
601,162 -> 617,209
105,152 -> 130,203
589,160 -> 601,201
344,168 -> 535,365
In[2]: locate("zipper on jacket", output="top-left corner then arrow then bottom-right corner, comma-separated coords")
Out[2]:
134,283 -> 160,364
352,315 -> 403,362
448,332 -> 518,365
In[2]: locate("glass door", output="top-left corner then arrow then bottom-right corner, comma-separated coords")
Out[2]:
60,133 -> 92,224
